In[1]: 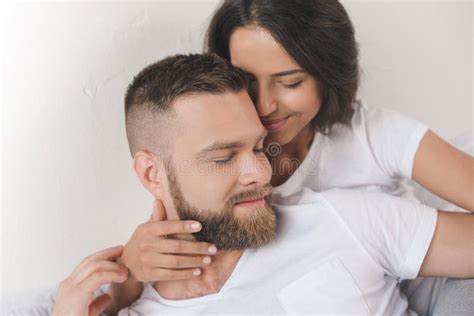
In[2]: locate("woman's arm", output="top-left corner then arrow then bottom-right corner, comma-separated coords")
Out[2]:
413,130 -> 474,212
104,265 -> 144,315
418,211 -> 474,278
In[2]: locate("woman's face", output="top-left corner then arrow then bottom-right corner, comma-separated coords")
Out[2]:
229,26 -> 322,146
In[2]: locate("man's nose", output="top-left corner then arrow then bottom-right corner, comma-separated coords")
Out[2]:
238,154 -> 272,187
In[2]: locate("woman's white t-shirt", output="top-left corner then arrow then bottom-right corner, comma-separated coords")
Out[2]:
272,100 -> 429,203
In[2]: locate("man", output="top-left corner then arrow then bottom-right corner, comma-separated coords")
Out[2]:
52,54 -> 473,315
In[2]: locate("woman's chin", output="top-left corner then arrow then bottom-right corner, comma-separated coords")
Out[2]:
264,132 -> 293,147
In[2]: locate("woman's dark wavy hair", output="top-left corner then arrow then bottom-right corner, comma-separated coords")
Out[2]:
205,0 -> 359,134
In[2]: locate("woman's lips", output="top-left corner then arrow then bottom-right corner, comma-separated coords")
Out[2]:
261,116 -> 290,131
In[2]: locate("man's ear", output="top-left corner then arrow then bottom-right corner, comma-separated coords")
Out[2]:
133,151 -> 162,195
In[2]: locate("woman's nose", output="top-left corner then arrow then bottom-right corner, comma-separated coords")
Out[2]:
255,86 -> 277,117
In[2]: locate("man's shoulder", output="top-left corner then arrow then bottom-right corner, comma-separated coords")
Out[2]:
272,187 -> 325,205
272,187 -> 395,212
320,187 -> 416,209
319,188 -> 437,238
271,188 -> 338,233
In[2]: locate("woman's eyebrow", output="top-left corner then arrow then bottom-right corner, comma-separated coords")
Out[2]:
271,69 -> 305,78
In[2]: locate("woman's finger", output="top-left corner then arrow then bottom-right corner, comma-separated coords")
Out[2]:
146,238 -> 217,255
149,199 -> 167,222
80,270 -> 128,294
73,259 -> 128,284
70,245 -> 124,279
142,252 -> 212,269
148,267 -> 202,281
145,220 -> 203,236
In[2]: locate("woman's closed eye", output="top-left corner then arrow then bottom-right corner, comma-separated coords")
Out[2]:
282,80 -> 303,88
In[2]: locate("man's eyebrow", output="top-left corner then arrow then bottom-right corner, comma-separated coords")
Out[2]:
196,130 -> 268,157
197,141 -> 243,157
270,69 -> 306,78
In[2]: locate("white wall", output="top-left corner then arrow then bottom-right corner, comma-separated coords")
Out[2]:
348,0 -> 473,137
1,0 -> 472,294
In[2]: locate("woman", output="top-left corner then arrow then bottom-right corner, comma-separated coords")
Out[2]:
205,0 -> 473,210
203,1 -> 473,313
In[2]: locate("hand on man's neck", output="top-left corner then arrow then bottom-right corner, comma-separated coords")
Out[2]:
154,249 -> 244,300
153,210 -> 246,300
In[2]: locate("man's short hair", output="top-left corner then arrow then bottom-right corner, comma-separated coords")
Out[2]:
124,53 -> 249,157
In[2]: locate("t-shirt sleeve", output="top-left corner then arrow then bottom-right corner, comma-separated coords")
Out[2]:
320,188 -> 438,281
358,104 -> 429,179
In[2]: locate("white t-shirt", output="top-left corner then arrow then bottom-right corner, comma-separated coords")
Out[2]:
270,101 -> 433,313
272,100 -> 429,203
119,188 -> 437,315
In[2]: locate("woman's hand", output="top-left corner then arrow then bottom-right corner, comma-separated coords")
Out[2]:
52,245 -> 128,316
120,199 -> 218,283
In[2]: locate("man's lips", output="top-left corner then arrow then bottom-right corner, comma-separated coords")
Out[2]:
261,116 -> 290,131
234,195 -> 268,208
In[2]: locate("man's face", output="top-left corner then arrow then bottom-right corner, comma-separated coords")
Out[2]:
162,90 -> 276,249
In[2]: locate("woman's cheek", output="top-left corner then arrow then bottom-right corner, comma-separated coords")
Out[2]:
297,85 -> 321,119
277,85 -> 315,114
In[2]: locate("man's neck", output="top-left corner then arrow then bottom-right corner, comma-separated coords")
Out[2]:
153,249 -> 244,300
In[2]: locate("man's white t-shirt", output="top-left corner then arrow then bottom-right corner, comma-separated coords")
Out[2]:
119,188 -> 437,315
272,100 -> 429,203
271,101 -> 436,313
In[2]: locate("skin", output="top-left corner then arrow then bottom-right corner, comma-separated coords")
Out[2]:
51,246 -> 128,316
419,211 -> 474,278
413,130 -> 474,212
229,26 -> 321,187
142,91 -> 271,218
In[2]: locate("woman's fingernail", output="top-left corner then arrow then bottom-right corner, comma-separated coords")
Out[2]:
203,256 -> 212,264
193,269 -> 201,276
208,245 -> 217,254
191,222 -> 201,230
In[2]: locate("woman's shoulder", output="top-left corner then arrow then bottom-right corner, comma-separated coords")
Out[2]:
350,99 -> 421,127
328,99 -> 424,141
351,99 -> 396,125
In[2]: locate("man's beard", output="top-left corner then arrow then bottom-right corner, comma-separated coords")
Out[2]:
164,161 -> 276,250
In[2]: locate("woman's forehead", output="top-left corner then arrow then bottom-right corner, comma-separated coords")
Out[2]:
229,27 -> 300,74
